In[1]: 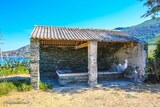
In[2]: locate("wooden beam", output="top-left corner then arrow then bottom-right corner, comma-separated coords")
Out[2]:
75,42 -> 88,49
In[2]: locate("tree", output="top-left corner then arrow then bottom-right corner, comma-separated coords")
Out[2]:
140,0 -> 160,17
154,35 -> 160,59
153,35 -> 160,81
140,1 -> 160,82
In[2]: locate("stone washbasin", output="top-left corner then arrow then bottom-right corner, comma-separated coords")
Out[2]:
56,70 -> 124,85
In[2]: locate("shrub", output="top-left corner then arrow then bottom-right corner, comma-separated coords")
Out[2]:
0,81 -> 17,96
0,80 -> 32,97
12,80 -> 32,92
148,53 -> 154,60
146,36 -> 160,83
0,80 -> 53,97
154,35 -> 160,60
154,36 -> 160,81
20,83 -> 32,91
39,82 -> 53,91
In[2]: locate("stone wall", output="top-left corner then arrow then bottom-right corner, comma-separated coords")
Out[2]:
114,43 -> 147,74
30,39 -> 40,89
40,45 -> 88,81
97,43 -> 125,70
98,43 -> 147,73
39,42 -> 147,81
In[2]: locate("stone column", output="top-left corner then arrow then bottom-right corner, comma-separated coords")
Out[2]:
30,39 -> 40,90
88,41 -> 98,87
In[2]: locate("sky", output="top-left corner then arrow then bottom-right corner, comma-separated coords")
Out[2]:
0,0 -> 151,51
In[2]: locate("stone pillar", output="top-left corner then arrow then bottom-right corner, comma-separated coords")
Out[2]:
88,41 -> 98,87
30,39 -> 40,90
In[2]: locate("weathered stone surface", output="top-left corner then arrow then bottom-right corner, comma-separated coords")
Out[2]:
39,46 -> 88,81
88,41 -> 98,87
114,43 -> 147,76
30,39 -> 40,90
124,66 -> 146,83
58,75 -> 88,86
58,72 -> 124,86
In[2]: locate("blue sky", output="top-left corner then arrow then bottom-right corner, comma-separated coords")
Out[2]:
0,0 -> 150,51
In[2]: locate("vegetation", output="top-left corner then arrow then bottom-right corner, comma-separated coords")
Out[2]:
0,80 -> 31,97
39,81 -> 53,91
146,35 -> 160,82
0,58 -> 53,96
0,59 -> 30,76
154,35 -> 160,59
154,35 -> 160,80
116,17 -> 160,44
0,80 -> 53,97
148,45 -> 157,59
140,0 -> 160,18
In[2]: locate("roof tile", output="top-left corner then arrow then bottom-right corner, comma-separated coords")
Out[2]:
31,26 -> 141,43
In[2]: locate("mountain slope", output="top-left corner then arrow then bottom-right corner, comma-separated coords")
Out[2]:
115,17 -> 160,44
2,45 -> 30,58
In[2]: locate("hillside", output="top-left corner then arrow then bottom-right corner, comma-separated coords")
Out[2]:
2,45 -> 30,58
115,17 -> 160,44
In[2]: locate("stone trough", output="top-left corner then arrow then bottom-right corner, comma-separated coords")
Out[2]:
56,70 -> 124,86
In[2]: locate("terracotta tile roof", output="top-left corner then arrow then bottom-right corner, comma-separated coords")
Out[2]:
31,26 -> 141,43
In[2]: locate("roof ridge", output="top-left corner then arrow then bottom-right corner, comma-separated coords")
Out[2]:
34,25 -> 121,32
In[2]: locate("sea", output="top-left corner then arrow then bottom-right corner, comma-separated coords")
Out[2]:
0,58 -> 29,64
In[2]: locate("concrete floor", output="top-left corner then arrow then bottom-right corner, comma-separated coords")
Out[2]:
42,78 -> 136,90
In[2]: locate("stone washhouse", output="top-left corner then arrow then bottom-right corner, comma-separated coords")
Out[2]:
30,26 -> 147,89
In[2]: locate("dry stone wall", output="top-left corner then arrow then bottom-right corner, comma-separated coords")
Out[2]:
40,46 -> 88,81
30,39 -> 40,89
39,42 -> 147,82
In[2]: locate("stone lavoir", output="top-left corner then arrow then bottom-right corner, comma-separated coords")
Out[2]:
30,26 -> 147,89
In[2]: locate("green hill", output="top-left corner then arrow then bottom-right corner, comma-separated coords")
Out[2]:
115,17 -> 160,44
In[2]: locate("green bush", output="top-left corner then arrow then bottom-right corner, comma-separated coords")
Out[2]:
146,36 -> 160,82
0,80 -> 53,97
39,82 -> 53,91
20,83 -> 32,92
0,81 -> 17,97
154,35 -> 160,60
12,80 -> 32,92
148,53 -> 154,60
0,80 -> 32,97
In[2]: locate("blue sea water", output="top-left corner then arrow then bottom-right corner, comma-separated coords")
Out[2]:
0,58 -> 29,64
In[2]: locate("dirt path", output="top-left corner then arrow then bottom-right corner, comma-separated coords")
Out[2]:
0,84 -> 160,107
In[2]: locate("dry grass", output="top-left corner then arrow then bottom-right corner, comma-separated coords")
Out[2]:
0,84 -> 160,107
